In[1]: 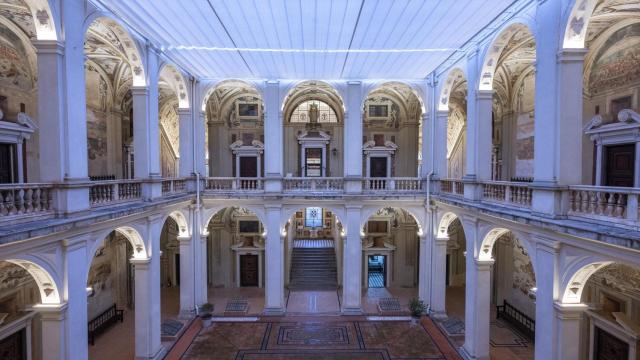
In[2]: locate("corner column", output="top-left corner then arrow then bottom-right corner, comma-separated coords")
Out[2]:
534,239 -> 560,360
263,80 -> 282,192
342,205 -> 362,314
434,110 -> 449,179
178,235 -> 195,317
417,234 -> 431,304
344,81 -> 363,193
178,109 -> 193,177
63,237 -> 89,360
461,258 -> 493,360
430,235 -> 448,318
264,204 -> 285,315
554,302 -> 588,360
34,303 -> 68,360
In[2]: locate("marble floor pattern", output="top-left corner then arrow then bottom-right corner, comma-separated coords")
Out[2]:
181,318 -> 458,360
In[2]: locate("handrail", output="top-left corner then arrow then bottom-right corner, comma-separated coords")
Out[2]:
496,300 -> 535,339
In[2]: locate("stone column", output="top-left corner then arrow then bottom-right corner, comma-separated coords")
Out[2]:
344,81 -> 363,193
554,302 -> 588,360
342,205 -> 362,314
196,232 -> 208,305
464,48 -> 480,182
178,109 -> 193,177
178,235 -> 195,317
434,110 -> 449,179
264,204 -> 285,315
534,240 -> 560,360
263,80 -> 282,192
34,39 -> 90,212
34,303 -> 67,360
195,111 -> 207,176
462,258 -> 493,360
418,234 -> 431,304
430,235 -> 448,318
63,237 -> 88,360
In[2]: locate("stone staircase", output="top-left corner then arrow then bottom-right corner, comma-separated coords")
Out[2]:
289,240 -> 338,290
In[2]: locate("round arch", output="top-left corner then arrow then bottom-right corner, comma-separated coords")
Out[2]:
280,205 -> 347,235
436,211 -> 462,238
201,205 -> 268,236
438,68 -> 466,111
87,225 -> 148,279
477,226 -> 537,275
360,206 -> 425,237
162,209 -> 190,237
479,22 -> 535,90
200,79 -> 263,112
559,256 -> 615,304
2,257 -> 61,304
562,0 -> 599,49
23,0 -> 59,40
83,14 -> 146,86
362,81 -> 426,117
159,63 -> 190,109
281,80 -> 345,121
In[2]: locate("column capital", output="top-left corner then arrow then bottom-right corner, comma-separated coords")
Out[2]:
557,48 -> 588,63
474,258 -> 494,270
33,303 -> 68,319
476,89 -> 494,100
347,80 -> 362,86
436,109 -> 449,118
435,236 -> 449,245
130,258 -> 151,268
554,302 -> 588,319
177,235 -> 192,243
32,39 -> 64,54
177,108 -> 192,116
131,86 -> 149,96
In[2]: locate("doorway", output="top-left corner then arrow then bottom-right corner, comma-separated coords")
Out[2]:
604,144 -> 635,187
0,143 -> 14,183
370,157 -> 388,178
368,255 -> 386,288
239,156 -> 258,178
240,254 -> 259,287
304,147 -> 323,177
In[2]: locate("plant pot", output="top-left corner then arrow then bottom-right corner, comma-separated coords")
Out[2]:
410,316 -> 420,325
201,314 -> 213,328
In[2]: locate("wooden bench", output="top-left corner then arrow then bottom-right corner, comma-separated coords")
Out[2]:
88,303 -> 124,345
496,300 -> 535,339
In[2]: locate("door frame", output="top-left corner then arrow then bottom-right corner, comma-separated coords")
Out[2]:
235,250 -> 263,288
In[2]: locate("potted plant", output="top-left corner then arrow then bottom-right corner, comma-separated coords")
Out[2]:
408,298 -> 425,325
199,303 -> 214,327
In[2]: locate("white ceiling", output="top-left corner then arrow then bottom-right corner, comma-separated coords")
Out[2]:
98,0 -> 517,80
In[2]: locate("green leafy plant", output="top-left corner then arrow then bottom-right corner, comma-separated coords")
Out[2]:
408,298 -> 425,318
199,303 -> 214,318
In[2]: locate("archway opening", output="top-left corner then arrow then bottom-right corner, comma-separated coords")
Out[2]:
362,82 -> 423,181
204,206 -> 266,315
282,81 -> 345,178
361,207 -> 420,315
441,70 -> 468,179
158,65 -> 188,178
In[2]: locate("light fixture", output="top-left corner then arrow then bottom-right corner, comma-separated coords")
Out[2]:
331,148 -> 338,157
86,287 -> 95,297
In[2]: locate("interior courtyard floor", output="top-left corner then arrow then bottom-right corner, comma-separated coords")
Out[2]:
88,286 -> 535,359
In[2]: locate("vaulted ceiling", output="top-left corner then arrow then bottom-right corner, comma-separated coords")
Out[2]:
97,0 -> 517,80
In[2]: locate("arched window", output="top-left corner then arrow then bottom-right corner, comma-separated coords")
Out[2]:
290,100 -> 338,123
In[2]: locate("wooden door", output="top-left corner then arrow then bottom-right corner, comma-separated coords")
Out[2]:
0,143 -> 14,183
240,254 -> 259,287
604,144 -> 635,187
0,329 -> 25,360
370,157 -> 388,178
594,327 -> 628,360
239,156 -> 258,177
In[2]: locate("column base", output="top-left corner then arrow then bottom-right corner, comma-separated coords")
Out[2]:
263,307 -> 286,316
341,306 -> 362,315
459,346 -> 489,360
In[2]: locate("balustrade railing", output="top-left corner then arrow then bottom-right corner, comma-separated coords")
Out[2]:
440,179 -> 464,196
482,181 -> 532,208
361,177 -> 422,192
161,178 -> 187,195
0,183 -> 54,218
283,177 -> 344,192
90,180 -> 141,206
204,177 -> 263,191
568,185 -> 639,223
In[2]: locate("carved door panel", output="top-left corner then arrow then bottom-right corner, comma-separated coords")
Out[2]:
604,144 -> 635,187
240,255 -> 258,287
0,329 -> 25,360
370,157 -> 387,177
594,327 -> 628,360
239,156 -> 258,178
0,143 -> 14,183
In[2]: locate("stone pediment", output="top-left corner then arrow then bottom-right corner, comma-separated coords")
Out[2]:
584,109 -> 640,133
229,139 -> 264,154
363,140 -> 398,154
0,113 -> 37,144
297,130 -> 331,144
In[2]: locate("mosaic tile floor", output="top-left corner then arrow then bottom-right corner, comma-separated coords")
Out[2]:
180,317 -> 461,360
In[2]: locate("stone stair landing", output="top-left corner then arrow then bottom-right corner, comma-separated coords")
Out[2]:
289,239 -> 338,290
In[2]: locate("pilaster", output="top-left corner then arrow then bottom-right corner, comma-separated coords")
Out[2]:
264,204 -> 285,315
342,205 -> 363,314
344,81 -> 364,193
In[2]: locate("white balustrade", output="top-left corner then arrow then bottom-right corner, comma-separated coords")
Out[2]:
204,177 -> 263,191
568,186 -> 639,223
161,178 -> 187,195
0,183 -> 53,218
283,177 -> 344,192
481,181 -> 533,208
362,177 -> 422,192
440,179 -> 464,197
90,180 -> 142,206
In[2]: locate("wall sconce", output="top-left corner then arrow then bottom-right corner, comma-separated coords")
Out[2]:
86,287 -> 95,298
331,148 -> 338,157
